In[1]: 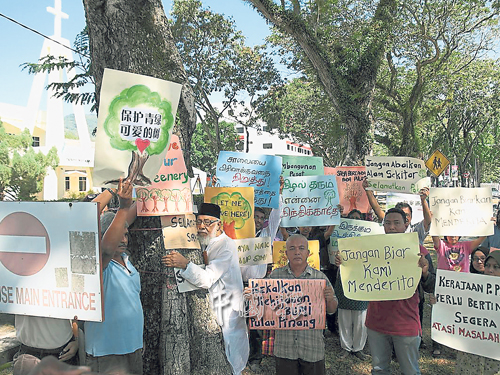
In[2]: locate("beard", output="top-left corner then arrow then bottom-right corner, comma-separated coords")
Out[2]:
198,226 -> 217,246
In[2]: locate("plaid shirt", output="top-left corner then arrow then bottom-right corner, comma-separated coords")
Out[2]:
269,264 -> 334,362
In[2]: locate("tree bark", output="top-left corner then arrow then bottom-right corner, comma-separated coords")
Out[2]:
83,0 -> 196,176
245,0 -> 397,164
82,1 -> 230,373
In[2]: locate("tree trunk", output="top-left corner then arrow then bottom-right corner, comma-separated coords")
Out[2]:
246,0 -> 397,164
82,1 -> 230,373
83,0 -> 196,176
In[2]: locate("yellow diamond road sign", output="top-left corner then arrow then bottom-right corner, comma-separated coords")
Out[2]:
425,150 -> 450,177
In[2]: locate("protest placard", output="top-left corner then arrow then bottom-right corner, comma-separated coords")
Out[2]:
272,240 -> 320,270
136,135 -> 192,216
331,166 -> 370,214
432,270 -> 500,360
247,279 -> 326,330
324,167 -> 335,175
328,218 -> 385,263
93,68 -> 182,187
215,151 -> 282,208
161,214 -> 200,250
281,175 -> 340,227
429,187 -> 494,236
338,232 -> 420,300
0,202 -> 102,321
365,156 -> 429,194
386,192 -> 424,225
174,266 -> 204,293
279,155 -> 324,177
235,237 -> 272,266
204,187 -> 255,239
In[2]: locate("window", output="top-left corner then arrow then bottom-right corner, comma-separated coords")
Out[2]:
262,125 -> 269,132
287,144 -> 290,150
236,127 -> 244,134
65,177 -> 70,191
32,137 -> 40,147
263,143 -> 273,149
79,177 -> 87,192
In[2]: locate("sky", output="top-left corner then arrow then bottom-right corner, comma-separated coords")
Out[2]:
0,0 -> 271,113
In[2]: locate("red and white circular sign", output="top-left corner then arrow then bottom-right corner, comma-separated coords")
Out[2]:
0,212 -> 50,276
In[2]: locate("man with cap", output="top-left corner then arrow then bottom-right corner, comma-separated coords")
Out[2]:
163,202 -> 249,375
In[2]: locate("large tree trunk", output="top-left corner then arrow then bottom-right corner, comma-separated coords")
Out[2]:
83,0 -> 197,176
245,0 -> 397,164
82,1 -> 230,373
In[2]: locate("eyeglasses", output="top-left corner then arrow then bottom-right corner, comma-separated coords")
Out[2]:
473,257 -> 486,263
196,219 -> 219,227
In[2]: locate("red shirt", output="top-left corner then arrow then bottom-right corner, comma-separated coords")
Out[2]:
364,245 -> 426,337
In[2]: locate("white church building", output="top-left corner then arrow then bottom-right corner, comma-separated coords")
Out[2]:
0,0 -> 95,200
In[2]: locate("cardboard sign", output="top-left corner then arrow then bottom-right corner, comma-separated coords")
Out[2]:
338,232 -> 421,301
235,237 -> 272,266
136,135 -> 193,216
281,175 -> 340,227
331,166 -> 370,214
247,279 -> 326,330
429,187 -> 494,236
432,270 -> 500,360
386,192 -> 424,225
174,266 -> 203,293
279,155 -> 324,177
365,156 -> 428,194
272,240 -> 320,270
215,151 -> 282,208
93,68 -> 182,187
161,214 -> 200,250
328,218 -> 385,263
324,167 -> 335,175
204,187 -> 255,239
0,202 -> 102,321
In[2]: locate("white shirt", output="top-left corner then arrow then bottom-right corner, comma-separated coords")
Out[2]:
16,315 -> 72,349
180,233 -> 248,374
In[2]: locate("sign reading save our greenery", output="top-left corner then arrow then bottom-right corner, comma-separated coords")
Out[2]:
338,232 -> 421,301
247,279 -> 326,330
93,68 -> 182,187
136,135 -> 192,216
281,175 -> 340,227
364,156 -> 429,194
215,151 -> 282,208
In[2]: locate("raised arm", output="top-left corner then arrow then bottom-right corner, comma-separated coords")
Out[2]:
92,188 -> 116,215
420,187 -> 431,232
470,236 -> 487,250
101,179 -> 133,269
432,235 -> 441,250
362,178 -> 385,222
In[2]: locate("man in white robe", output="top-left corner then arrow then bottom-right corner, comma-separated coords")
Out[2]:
163,203 -> 249,375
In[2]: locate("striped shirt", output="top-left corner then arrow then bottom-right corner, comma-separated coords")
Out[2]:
269,264 -> 333,362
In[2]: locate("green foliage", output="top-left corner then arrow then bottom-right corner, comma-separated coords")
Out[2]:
0,121 -> 59,201
171,0 -> 281,158
190,121 -> 242,173
21,28 -> 96,111
255,78 -> 346,166
104,85 -> 175,155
